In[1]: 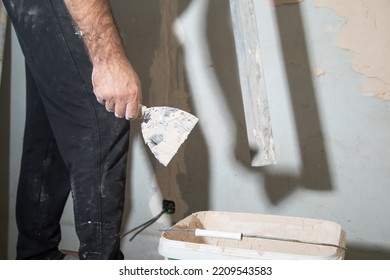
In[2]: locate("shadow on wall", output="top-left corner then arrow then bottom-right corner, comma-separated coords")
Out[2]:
110,0 -> 209,225
206,0 -> 249,164
206,0 -> 333,204
263,3 -> 334,203
154,0 -> 210,219
345,243 -> 390,260
0,21 -> 11,260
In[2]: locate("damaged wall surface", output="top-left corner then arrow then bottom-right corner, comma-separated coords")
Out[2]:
316,0 -> 390,101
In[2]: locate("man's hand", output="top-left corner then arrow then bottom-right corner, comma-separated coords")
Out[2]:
93,58 -> 142,119
64,0 -> 142,119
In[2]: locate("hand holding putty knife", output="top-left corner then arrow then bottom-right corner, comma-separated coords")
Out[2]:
135,104 -> 198,166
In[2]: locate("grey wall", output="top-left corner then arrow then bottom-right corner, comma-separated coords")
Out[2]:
3,0 -> 390,260
0,20 -> 10,260
3,21 -> 26,259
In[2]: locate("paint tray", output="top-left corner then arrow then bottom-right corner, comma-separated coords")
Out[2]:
158,211 -> 346,260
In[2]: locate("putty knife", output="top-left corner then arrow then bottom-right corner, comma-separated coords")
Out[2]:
159,228 -> 347,250
138,105 -> 198,166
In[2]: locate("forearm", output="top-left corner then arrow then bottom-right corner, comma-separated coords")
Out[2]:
64,0 -> 126,65
63,0 -> 142,119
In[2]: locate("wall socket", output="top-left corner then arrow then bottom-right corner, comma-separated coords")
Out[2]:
162,200 -> 175,214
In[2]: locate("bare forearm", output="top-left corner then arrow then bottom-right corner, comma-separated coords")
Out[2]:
63,0 -> 142,119
64,0 -> 126,65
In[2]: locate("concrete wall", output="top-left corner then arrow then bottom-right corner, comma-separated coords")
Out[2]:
3,0 -> 390,259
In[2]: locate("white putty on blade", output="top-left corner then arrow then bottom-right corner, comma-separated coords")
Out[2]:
141,106 -> 198,166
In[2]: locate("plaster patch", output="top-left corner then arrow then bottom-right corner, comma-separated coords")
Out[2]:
147,0 -> 191,220
313,68 -> 326,78
316,0 -> 390,101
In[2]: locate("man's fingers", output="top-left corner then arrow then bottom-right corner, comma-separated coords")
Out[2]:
97,96 -> 105,105
101,99 -> 140,120
125,103 -> 140,120
112,101 -> 138,119
114,102 -> 126,118
105,99 -> 115,113
95,84 -> 141,119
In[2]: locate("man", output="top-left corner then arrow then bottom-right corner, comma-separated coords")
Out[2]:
3,0 -> 142,259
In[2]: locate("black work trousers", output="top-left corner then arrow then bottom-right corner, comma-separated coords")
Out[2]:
3,0 -> 130,259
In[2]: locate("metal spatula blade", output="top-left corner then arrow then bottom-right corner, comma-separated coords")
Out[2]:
140,106 -> 198,166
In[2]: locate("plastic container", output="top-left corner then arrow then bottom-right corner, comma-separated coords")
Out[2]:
158,211 -> 346,260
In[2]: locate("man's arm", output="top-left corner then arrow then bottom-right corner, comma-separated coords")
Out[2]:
64,0 -> 142,119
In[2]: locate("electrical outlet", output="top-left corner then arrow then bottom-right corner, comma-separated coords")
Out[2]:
162,200 -> 175,214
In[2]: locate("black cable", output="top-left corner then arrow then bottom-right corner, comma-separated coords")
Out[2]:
128,211 -> 165,241
121,209 -> 165,241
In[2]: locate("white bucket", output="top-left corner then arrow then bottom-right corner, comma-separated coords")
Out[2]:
158,211 -> 346,260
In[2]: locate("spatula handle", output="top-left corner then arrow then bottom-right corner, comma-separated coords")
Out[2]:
195,229 -> 243,240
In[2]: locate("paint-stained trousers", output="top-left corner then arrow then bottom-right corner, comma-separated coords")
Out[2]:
3,0 -> 129,259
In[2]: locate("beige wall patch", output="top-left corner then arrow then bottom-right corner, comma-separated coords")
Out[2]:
316,0 -> 390,101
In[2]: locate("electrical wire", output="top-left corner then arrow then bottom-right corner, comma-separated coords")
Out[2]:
121,209 -> 165,242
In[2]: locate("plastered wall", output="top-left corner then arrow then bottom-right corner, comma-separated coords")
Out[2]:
276,0 -> 390,100
3,0 -> 390,259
